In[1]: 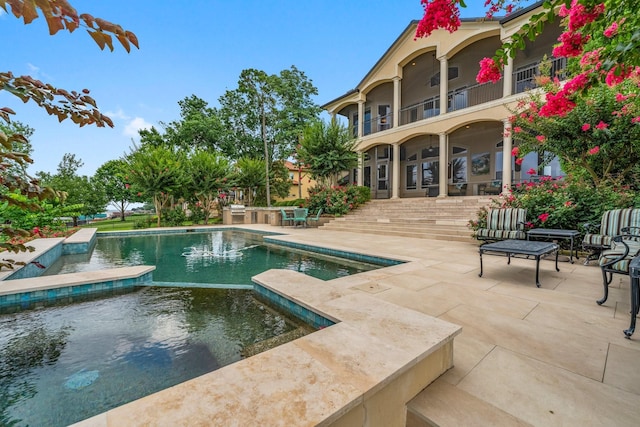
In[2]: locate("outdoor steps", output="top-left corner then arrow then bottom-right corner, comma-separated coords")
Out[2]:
320,196 -> 494,242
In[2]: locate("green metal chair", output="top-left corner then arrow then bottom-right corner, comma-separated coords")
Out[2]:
280,208 -> 294,227
307,209 -> 323,227
292,208 -> 309,227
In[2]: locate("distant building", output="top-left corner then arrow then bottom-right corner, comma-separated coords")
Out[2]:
276,161 -> 317,201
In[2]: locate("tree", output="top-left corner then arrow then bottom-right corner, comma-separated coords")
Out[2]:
126,145 -> 187,227
94,159 -> 143,221
234,157 -> 266,207
0,0 -> 137,266
510,77 -> 640,186
163,95 -> 225,152
186,150 -> 232,223
297,119 -> 358,187
37,154 -> 107,225
417,1 -> 640,112
217,66 -> 321,207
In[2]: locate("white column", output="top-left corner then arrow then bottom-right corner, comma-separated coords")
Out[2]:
502,38 -> 513,97
392,144 -> 400,198
502,119 -> 512,194
438,133 -> 448,197
393,76 -> 401,127
357,100 -> 364,138
357,151 -> 364,186
438,55 -> 448,115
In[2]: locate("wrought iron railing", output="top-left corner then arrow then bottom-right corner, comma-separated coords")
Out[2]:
513,57 -> 567,94
363,112 -> 393,136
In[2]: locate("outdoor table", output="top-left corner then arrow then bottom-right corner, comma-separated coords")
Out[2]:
479,239 -> 559,288
624,256 -> 640,338
527,228 -> 580,264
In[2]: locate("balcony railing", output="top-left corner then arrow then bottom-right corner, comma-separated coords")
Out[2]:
447,81 -> 503,113
398,80 -> 502,125
513,57 -> 567,94
362,112 -> 393,136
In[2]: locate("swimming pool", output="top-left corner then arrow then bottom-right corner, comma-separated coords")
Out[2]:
0,284 -> 311,426
0,229 -> 387,425
44,229 -> 380,284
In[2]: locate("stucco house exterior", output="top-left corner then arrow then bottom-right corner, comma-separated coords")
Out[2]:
322,1 -> 564,200
276,160 -> 317,201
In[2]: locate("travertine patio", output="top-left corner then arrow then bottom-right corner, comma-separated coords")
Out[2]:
4,224 -> 639,425
248,224 -> 640,426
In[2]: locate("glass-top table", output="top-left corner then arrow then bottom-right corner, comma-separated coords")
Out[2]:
479,239 -> 559,288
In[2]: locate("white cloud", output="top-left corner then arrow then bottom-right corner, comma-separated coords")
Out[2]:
105,108 -> 130,120
123,117 -> 153,138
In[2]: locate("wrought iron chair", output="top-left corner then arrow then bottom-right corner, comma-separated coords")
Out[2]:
307,209 -> 323,227
597,227 -> 640,306
476,208 -> 527,244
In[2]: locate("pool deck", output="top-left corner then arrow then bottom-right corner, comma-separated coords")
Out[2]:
3,225 -> 640,425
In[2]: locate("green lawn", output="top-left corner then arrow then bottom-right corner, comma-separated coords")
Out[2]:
81,214 -> 222,231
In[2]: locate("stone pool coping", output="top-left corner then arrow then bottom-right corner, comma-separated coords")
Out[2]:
1,226 -> 462,426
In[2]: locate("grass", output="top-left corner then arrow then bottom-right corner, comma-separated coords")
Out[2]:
81,214 -> 223,232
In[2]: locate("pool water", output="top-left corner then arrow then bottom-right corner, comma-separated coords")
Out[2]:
44,230 -> 379,283
0,286 -> 308,427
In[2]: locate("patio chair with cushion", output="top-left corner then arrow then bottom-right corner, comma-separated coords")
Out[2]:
582,208 -> 640,264
476,208 -> 527,244
280,208 -> 294,227
597,227 -> 640,305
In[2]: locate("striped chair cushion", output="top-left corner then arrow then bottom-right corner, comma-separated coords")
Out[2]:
582,233 -> 612,248
610,239 -> 640,256
486,208 -> 527,231
476,229 -> 526,240
599,249 -> 633,273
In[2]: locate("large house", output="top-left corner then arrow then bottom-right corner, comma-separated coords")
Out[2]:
322,1 -> 564,199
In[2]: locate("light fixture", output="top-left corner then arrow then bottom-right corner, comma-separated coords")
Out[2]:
411,61 -> 416,66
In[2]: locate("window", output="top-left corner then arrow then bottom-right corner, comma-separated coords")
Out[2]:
364,108 -> 371,136
377,146 -> 389,159
378,105 -> 391,131
352,112 -> 358,138
423,97 -> 440,118
406,165 -> 417,190
430,67 -> 460,86
422,161 -> 439,187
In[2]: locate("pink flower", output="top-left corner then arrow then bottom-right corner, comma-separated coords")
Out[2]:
553,31 -> 590,58
603,21 -> 618,38
564,201 -> 573,207
511,147 -> 520,157
588,146 -> 600,155
415,0 -> 461,39
513,126 -> 522,133
632,116 -> 640,124
476,57 -> 502,83
595,121 -> 608,130
539,91 -> 576,117
581,123 -> 591,131
515,158 -> 523,166
538,213 -> 550,223
563,73 -> 589,94
536,135 -> 546,143
527,168 -> 536,175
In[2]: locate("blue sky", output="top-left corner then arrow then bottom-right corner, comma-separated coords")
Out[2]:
2,0 -> 499,176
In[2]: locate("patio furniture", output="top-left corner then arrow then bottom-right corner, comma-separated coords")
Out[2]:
476,208 -> 527,243
307,208 -> 323,227
582,208 -> 640,265
625,255 -> 640,338
292,208 -> 309,227
597,229 -> 640,306
280,208 -> 294,227
527,228 -> 580,264
478,239 -> 559,287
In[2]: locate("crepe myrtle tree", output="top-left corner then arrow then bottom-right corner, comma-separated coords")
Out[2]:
0,0 -> 137,268
94,159 -> 145,221
417,1 -> 640,110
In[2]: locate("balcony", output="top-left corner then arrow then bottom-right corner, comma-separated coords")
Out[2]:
513,57 -> 567,94
398,80 -> 503,126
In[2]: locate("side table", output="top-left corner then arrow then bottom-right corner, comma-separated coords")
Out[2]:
527,228 -> 580,264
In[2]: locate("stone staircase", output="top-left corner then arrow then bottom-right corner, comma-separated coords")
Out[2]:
320,196 -> 494,242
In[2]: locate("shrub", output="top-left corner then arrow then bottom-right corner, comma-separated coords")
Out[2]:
306,185 -> 370,216
162,207 -> 187,227
468,176 -> 637,245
